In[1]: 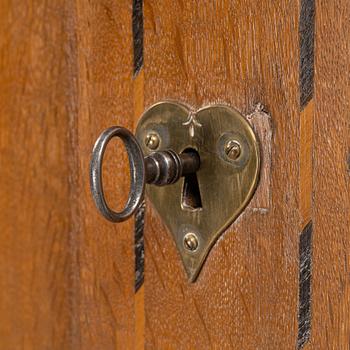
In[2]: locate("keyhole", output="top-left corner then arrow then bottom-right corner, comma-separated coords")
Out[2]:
181,148 -> 202,211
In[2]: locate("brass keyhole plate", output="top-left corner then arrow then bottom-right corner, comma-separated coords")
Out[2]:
136,101 -> 260,282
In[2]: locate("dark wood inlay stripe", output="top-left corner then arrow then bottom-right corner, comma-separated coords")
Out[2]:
132,0 -> 144,76
297,221 -> 313,349
135,201 -> 145,292
299,0 -> 315,109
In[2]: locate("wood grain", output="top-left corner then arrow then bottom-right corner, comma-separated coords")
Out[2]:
299,100 -> 314,228
74,1 -> 135,348
0,1 -> 76,348
0,0 -> 349,349
246,105 -> 272,214
143,1 -> 300,348
297,99 -> 313,349
308,1 -> 350,349
0,1 -> 136,349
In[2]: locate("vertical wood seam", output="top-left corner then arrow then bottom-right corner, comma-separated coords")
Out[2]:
135,201 -> 145,292
299,0 -> 315,110
133,0 -> 145,294
133,1 -> 145,348
133,0 -> 144,77
298,0 -> 315,347
65,0 -> 81,347
297,221 -> 313,349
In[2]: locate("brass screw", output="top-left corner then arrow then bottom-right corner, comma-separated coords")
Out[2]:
224,140 -> 241,160
184,233 -> 199,252
145,132 -> 160,150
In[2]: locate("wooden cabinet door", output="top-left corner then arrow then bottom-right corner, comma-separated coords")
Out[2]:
0,1 -> 349,349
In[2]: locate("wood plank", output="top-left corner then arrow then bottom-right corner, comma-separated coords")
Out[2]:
309,1 -> 350,348
0,1 -> 76,348
0,1 -> 137,348
74,1 -> 135,348
143,1 -> 301,348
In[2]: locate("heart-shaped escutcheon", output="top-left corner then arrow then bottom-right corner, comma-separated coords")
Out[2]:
136,101 -> 260,282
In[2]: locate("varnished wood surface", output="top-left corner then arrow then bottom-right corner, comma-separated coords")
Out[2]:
74,1 -> 135,348
246,106 -> 272,213
0,0 -> 349,349
0,1 -> 136,349
0,1 -> 76,348
143,1 -> 301,348
299,101 -> 313,228
308,1 -> 350,349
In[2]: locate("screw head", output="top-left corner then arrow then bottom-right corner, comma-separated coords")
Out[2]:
224,140 -> 241,160
183,232 -> 199,252
144,132 -> 160,150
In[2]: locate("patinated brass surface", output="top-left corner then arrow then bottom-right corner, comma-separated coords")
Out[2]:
136,101 -> 260,281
